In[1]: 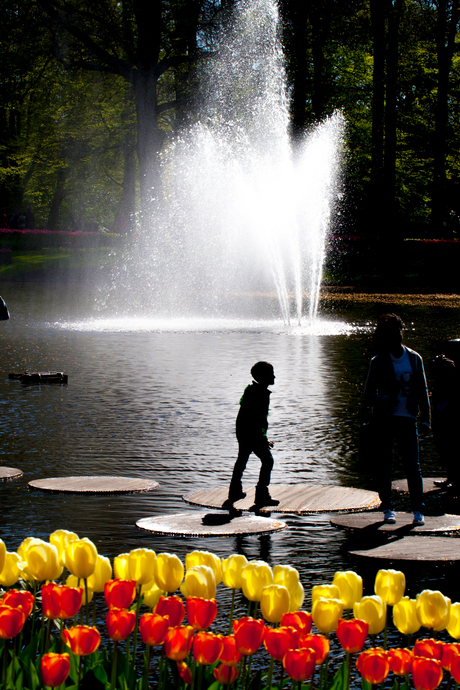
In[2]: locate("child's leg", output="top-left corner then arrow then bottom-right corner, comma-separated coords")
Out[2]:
253,443 -> 274,491
228,443 -> 251,497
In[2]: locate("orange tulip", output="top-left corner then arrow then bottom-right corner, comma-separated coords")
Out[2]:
388,648 -> 413,675
1,589 -> 34,618
218,635 -> 242,666
41,583 -> 83,620
413,639 -> 444,661
281,610 -> 313,634
106,608 -> 136,642
264,626 -> 294,661
233,617 -> 265,655
336,618 -> 368,653
155,595 -> 185,626
356,648 -> 390,684
177,661 -> 193,685
193,631 -> 224,665
441,643 -> 460,671
283,648 -> 317,682
299,633 -> 330,665
104,578 -> 136,609
411,656 -> 444,690
61,626 -> 101,656
214,664 -> 239,685
186,597 -> 217,631
139,613 -> 170,646
40,653 -> 71,687
164,625 -> 194,661
0,604 -> 25,639
451,654 -> 460,683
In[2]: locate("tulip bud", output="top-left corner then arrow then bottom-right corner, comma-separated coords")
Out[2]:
41,583 -> 83,620
241,560 -> 273,602
233,617 -> 265,655
104,579 -> 137,609
332,571 -> 363,609
186,596 -> 217,631
154,553 -> 184,593
214,664 -> 239,685
139,612 -> 170,646
281,611 -> 313,634
114,553 -> 130,579
193,631 -> 224,665
180,565 -> 216,599
441,643 -> 460,671
283,648 -> 316,682
106,608 -> 136,642
63,538 -> 98,579
0,539 -> 5,575
356,648 -> 390,685
219,635 -> 242,666
264,626 -> 294,661
375,569 -> 406,606
164,625 -> 194,661
336,618 -> 368,653
1,590 -> 34,619
127,548 -> 156,585
186,551 -> 222,586
0,552 -> 26,587
25,539 -> 63,581
311,584 -> 341,606
222,554 -> 248,589
87,555 -> 113,592
40,653 -> 71,688
49,530 -> 79,565
353,595 -> 387,635
413,638 -> 444,661
312,597 -> 343,634
0,604 -> 26,639
66,575 -> 94,604
260,584 -> 291,623
416,590 -> 451,631
61,625 -> 101,656
299,633 -> 330,664
393,596 -> 421,636
411,656 -> 444,690
388,648 -> 413,676
141,578 -> 164,609
448,603 -> 460,640
155,595 -> 185,626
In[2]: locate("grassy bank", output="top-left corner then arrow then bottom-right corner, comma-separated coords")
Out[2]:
0,247 -> 119,281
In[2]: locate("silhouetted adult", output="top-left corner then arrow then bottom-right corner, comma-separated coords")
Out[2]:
25,206 -> 35,230
431,353 -> 460,495
364,313 -> 430,525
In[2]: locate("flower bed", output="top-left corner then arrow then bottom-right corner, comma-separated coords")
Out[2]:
0,229 -> 121,251
0,532 -> 459,689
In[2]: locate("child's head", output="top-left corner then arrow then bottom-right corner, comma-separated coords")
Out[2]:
373,313 -> 404,353
251,361 -> 275,385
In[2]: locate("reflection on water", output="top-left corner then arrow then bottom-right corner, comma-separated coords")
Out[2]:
0,282 -> 459,621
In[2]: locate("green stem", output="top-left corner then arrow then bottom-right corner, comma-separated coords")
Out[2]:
266,657 -> 275,690
383,608 -> 389,651
131,587 -> 143,679
77,655 -> 82,690
2,640 -> 8,690
84,579 -> 89,625
345,652 -> 351,690
245,654 -> 253,690
144,645 -> 151,690
110,640 -> 118,690
229,589 -> 236,634
279,662 -> 285,690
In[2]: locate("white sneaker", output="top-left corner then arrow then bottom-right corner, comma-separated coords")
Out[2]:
413,511 -> 425,526
383,510 -> 396,524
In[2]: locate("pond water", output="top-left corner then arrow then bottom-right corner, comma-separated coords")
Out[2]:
0,281 -> 459,633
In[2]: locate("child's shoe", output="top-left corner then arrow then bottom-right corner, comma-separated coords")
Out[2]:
413,511 -> 425,526
383,510 -> 396,524
255,488 -> 280,507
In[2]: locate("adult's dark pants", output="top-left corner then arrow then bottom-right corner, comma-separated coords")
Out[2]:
229,438 -> 274,496
373,416 -> 423,512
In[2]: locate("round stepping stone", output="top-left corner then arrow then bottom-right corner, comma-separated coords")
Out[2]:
136,512 -> 287,538
0,466 -> 23,481
28,476 -> 159,494
348,535 -> 460,563
183,484 -> 380,515
392,477 -> 446,494
330,511 -> 460,535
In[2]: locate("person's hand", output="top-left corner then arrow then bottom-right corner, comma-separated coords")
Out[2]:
268,440 -> 274,448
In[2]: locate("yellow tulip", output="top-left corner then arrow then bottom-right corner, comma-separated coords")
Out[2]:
66,575 -> 94,604
447,602 -> 460,639
49,530 -> 79,564
260,584 -> 291,623
353,595 -> 387,635
289,581 -> 305,612
127,548 -> 156,585
312,597 -> 344,634
153,553 -> 184,593
222,554 -> 248,589
273,564 -> 300,594
25,539 -> 63,581
87,555 -> 113,592
63,538 -> 98,579
17,537 -> 36,561
416,589 -> 451,631
114,553 -> 130,579
0,552 -> 26,587
186,551 -> 222,586
180,565 -> 216,599
311,584 -> 341,605
332,571 -> 363,609
141,578 -> 164,609
374,569 -> 406,606
392,596 -> 421,636
0,539 -> 6,574
241,560 -> 273,602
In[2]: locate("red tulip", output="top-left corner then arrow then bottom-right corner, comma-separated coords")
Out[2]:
414,639 -> 444,661
104,578 -> 136,609
41,583 -> 83,620
0,604 -> 26,639
356,648 -> 390,684
388,648 -> 413,675
214,664 -> 239,685
283,648 -> 317,681
193,631 -> 224,665
186,597 -> 217,631
442,643 -> 460,671
106,608 -> 136,641
233,617 -> 265,655
61,625 -> 101,656
281,610 -> 313,634
155,596 -> 185,626
164,625 -> 194,661
177,661 -> 193,685
336,618 -> 368,653
1,590 -> 34,618
40,653 -> 71,687
264,627 -> 294,661
139,613 -> 170,646
218,635 -> 242,666
451,654 -> 460,683
299,633 -> 330,665
412,656 -> 444,690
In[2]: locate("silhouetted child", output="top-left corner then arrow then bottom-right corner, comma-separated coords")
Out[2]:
224,361 -> 280,509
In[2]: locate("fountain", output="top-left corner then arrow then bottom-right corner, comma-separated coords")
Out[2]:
102,0 -> 344,330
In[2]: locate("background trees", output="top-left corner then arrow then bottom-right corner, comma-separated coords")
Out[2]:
1,0 -> 459,242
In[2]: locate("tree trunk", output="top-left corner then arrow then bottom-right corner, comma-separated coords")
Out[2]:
370,0 -> 386,205
47,167 -> 67,231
